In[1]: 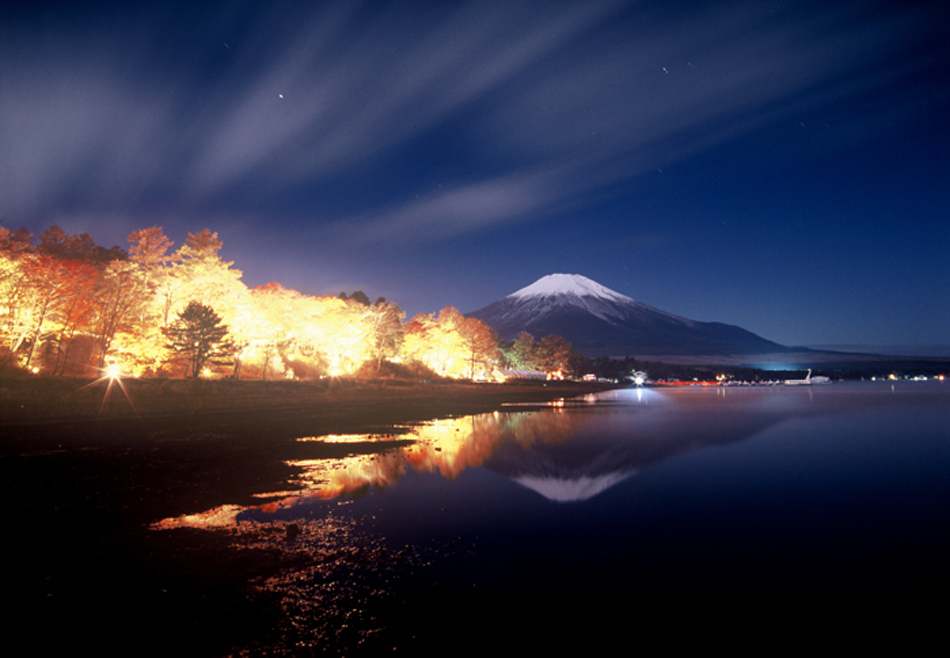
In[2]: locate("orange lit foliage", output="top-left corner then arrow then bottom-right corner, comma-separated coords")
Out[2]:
1,230 -> 107,373
291,295 -> 379,377
233,284 -> 403,379
241,282 -> 299,379
535,334 -> 572,376
402,306 -> 500,379
0,224 -> 519,380
123,229 -> 250,376
110,227 -> 178,373
24,254 -> 100,372
365,300 -> 405,370
1,226 -> 251,376
0,238 -> 27,356
502,331 -> 572,376
459,317 -> 502,379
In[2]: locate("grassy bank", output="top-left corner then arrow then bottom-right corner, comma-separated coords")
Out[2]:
0,374 -> 618,425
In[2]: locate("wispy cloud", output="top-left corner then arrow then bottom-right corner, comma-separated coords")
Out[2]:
336,169 -> 562,245
0,0 -> 943,245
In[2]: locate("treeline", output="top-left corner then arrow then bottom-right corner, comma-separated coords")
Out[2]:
0,225 -> 574,380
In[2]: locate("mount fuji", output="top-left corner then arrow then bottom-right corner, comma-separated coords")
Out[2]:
466,273 -> 791,358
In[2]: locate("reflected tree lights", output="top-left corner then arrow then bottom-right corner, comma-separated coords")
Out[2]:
152,409 -> 579,530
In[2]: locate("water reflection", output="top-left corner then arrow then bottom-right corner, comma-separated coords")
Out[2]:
153,381 -> 950,534
153,409 -> 580,528
146,382 -> 950,654
153,385 -> 804,528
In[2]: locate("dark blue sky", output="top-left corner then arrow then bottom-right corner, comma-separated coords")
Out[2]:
2,0 -> 948,349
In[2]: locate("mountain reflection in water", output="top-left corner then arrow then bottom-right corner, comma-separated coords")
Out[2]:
148,382 -> 949,654
155,386 -> 788,527
153,407 -> 577,527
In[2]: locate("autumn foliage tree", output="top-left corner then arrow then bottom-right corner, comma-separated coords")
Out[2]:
162,301 -> 234,378
2,226 -> 123,373
536,334 -> 572,376
459,317 -> 501,379
365,300 -> 405,372
1,224 -> 569,382
506,331 -> 537,370
402,307 -> 465,376
401,307 -> 501,379
502,331 -> 572,376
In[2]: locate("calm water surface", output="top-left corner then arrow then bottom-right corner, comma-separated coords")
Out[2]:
155,380 -> 950,651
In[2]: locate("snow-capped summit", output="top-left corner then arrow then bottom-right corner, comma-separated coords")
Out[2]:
467,273 -> 789,357
509,273 -> 631,304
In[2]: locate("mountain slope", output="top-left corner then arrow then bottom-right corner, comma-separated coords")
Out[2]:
467,273 -> 789,357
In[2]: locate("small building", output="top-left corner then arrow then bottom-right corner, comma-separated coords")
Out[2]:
493,369 -> 548,382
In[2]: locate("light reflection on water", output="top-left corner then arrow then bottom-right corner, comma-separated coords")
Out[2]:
154,381 -> 949,526
150,381 -> 950,653
153,406 -> 584,528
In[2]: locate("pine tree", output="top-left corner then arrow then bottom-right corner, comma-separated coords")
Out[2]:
162,301 -> 234,378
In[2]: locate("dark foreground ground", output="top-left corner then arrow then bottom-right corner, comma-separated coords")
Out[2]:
0,374 -> 614,423
2,378 -> 627,656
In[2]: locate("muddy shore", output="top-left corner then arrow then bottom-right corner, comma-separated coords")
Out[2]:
2,378 -> 618,656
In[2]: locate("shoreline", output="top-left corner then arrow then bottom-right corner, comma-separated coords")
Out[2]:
0,376 -> 619,429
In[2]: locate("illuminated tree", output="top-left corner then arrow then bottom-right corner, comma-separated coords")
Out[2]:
0,230 -> 32,356
92,259 -> 149,369
20,253 -> 100,370
162,301 -> 234,378
401,307 -> 479,378
128,227 -> 174,319
536,334 -> 572,376
459,317 -> 501,379
401,312 -> 434,370
149,229 -> 249,375
430,306 -> 469,376
26,258 -> 82,369
507,331 -> 538,370
46,261 -> 99,375
168,229 -> 244,327
245,282 -> 301,379
38,225 -> 125,263
366,300 -> 405,371
0,223 -> 524,383
307,296 -> 375,376
501,332 -> 571,375
128,227 -> 174,269
0,226 -> 33,254
99,227 -> 178,373
1,227 -> 121,372
178,228 -> 222,261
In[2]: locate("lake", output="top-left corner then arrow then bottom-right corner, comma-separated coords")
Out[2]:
151,380 -> 950,653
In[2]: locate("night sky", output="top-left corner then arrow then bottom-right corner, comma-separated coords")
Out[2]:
2,0 -> 948,351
